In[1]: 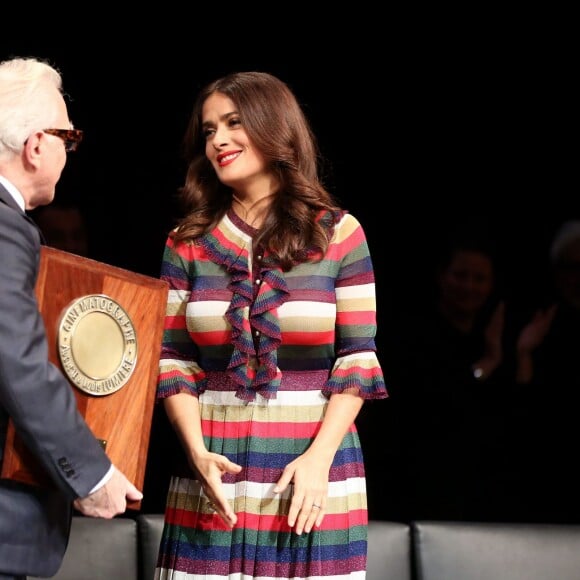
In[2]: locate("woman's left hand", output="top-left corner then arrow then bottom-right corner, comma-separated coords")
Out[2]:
274,452 -> 330,535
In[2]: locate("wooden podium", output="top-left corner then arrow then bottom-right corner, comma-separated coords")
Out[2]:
1,247 -> 168,510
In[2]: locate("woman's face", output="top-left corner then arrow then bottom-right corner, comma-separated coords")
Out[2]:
438,249 -> 494,316
201,92 -> 270,193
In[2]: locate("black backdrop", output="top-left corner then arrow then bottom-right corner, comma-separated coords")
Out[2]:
2,30 -> 577,518
1,41 -> 576,319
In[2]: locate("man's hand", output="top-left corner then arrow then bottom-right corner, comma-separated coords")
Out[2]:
73,467 -> 143,519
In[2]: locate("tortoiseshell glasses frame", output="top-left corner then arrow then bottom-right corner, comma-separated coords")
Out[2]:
43,128 -> 84,152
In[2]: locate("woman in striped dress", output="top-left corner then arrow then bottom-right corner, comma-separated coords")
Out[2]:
154,71 -> 387,579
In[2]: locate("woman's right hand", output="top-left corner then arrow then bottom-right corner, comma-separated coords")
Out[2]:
190,450 -> 242,528
163,393 -> 241,527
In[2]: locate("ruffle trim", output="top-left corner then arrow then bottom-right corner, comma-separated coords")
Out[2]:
196,212 -> 288,400
157,356 -> 207,399
322,353 -> 388,400
194,208 -> 344,401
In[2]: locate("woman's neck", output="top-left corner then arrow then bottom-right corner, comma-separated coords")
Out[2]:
231,192 -> 275,228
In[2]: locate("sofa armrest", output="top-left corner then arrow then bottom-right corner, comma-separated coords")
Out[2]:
137,513 -> 164,580
368,520 -> 411,579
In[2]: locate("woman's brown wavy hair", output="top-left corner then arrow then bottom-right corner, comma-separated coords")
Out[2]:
171,71 -> 341,271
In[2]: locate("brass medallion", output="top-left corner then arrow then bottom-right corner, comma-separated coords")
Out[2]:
57,294 -> 138,396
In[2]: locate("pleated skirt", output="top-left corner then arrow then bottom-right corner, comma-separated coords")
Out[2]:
155,370 -> 368,579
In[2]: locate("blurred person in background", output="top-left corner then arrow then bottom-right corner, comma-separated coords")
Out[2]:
377,226 -> 516,522
30,199 -> 89,257
510,220 -> 580,523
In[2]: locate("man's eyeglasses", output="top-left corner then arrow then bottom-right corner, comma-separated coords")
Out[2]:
43,128 -> 84,153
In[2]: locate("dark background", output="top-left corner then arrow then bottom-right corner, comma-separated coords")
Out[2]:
2,35 -> 576,518
2,39 -> 576,308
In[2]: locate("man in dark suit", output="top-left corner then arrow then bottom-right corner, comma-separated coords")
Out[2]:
0,57 -> 143,579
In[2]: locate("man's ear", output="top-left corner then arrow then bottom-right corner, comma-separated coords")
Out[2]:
22,131 -> 43,168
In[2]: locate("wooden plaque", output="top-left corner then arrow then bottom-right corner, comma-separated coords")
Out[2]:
1,247 -> 168,510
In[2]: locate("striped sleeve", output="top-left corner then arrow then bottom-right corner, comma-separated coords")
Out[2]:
157,236 -> 206,400
324,214 -> 387,400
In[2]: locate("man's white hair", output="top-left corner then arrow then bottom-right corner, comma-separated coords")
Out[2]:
0,57 -> 63,159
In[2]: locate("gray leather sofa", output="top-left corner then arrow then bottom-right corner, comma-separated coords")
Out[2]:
412,520 -> 580,580
30,515 -> 580,580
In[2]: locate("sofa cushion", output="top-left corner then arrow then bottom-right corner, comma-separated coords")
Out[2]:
413,520 -> 580,580
30,515 -> 138,580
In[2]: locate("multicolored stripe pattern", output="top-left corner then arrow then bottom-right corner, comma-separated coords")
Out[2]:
155,210 -> 386,578
157,209 -> 386,402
